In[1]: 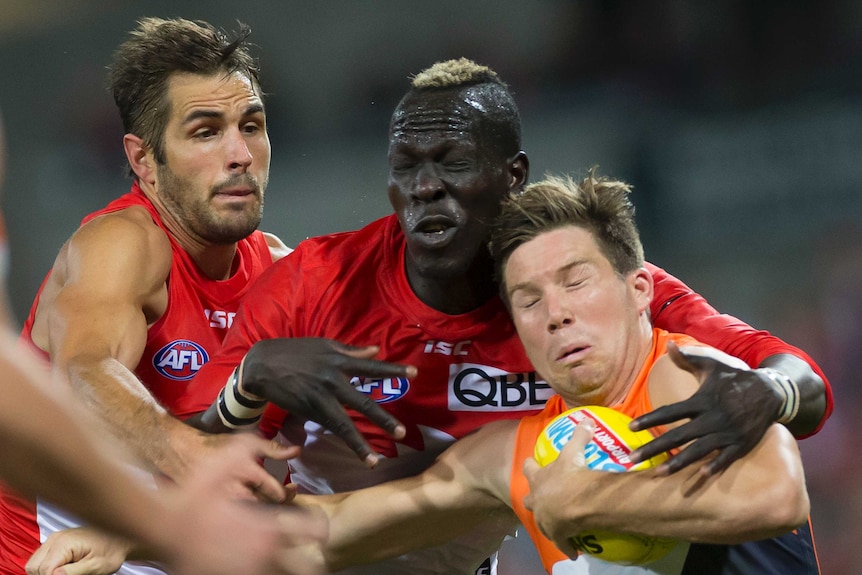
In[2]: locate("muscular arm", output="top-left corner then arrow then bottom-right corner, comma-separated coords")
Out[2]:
33,210 -> 209,478
296,421 -> 517,571
536,425 -> 807,545
632,263 -> 830,475
757,353 -> 826,437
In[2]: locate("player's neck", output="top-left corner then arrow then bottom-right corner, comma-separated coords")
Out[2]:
172,229 -> 239,280
187,243 -> 240,280
406,261 -> 498,315
147,196 -> 240,280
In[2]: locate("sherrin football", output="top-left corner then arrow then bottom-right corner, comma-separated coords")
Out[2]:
534,405 -> 678,565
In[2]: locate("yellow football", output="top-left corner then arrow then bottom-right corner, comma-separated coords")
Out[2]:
534,405 -> 678,565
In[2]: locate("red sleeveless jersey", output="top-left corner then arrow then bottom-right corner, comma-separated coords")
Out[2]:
0,182 -> 274,574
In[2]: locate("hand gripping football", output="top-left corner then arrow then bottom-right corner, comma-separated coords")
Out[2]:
534,405 -> 678,565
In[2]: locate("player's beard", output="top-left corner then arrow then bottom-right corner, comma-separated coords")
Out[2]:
157,162 -> 265,245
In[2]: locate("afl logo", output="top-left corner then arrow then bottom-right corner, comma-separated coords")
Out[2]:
153,340 -> 209,381
350,376 -> 410,404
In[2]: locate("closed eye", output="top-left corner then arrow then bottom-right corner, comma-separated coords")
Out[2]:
389,151 -> 417,172
512,295 -> 540,310
443,160 -> 471,171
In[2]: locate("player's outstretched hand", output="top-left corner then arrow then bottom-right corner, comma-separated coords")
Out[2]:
242,338 -> 417,467
177,429 -> 298,503
523,418 -> 595,557
166,433 -> 327,575
629,341 -> 782,477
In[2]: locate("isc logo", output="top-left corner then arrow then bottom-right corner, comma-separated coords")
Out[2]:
423,340 -> 471,356
349,376 -> 410,404
447,363 -> 552,412
204,309 -> 236,329
152,340 -> 209,381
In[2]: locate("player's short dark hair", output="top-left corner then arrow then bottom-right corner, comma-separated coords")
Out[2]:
108,17 -> 262,176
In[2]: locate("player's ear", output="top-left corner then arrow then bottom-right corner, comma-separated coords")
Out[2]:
124,134 -> 156,185
507,151 -> 529,192
630,267 -> 654,314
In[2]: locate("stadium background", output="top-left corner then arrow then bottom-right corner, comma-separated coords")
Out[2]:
1,1 -> 859,572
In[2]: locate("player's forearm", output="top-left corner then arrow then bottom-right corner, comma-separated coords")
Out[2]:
563,428 -> 809,543
287,494 -> 379,570
185,366 -> 261,434
293,492 -> 432,570
296,483 -> 508,571
758,353 -> 826,437
184,403 -> 232,433
297,424 -> 517,570
64,356 -> 202,479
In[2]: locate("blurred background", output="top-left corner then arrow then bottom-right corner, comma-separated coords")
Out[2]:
1,1 -> 859,572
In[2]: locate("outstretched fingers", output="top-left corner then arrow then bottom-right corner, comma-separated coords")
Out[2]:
205,434 -> 293,503
336,384 -> 406,442
312,401 -> 382,467
332,346 -> 415,449
629,397 -> 703,434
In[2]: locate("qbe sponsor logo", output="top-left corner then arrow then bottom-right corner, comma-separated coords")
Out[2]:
447,363 -> 552,411
153,340 -> 209,381
350,376 -> 410,404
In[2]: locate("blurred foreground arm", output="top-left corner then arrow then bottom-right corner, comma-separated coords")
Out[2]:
1,330 -> 326,575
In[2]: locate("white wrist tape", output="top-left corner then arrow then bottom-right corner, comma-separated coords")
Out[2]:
216,366 -> 267,430
760,368 -> 801,425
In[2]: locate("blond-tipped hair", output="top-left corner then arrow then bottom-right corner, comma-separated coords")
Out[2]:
411,58 -> 502,90
395,58 -> 521,157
